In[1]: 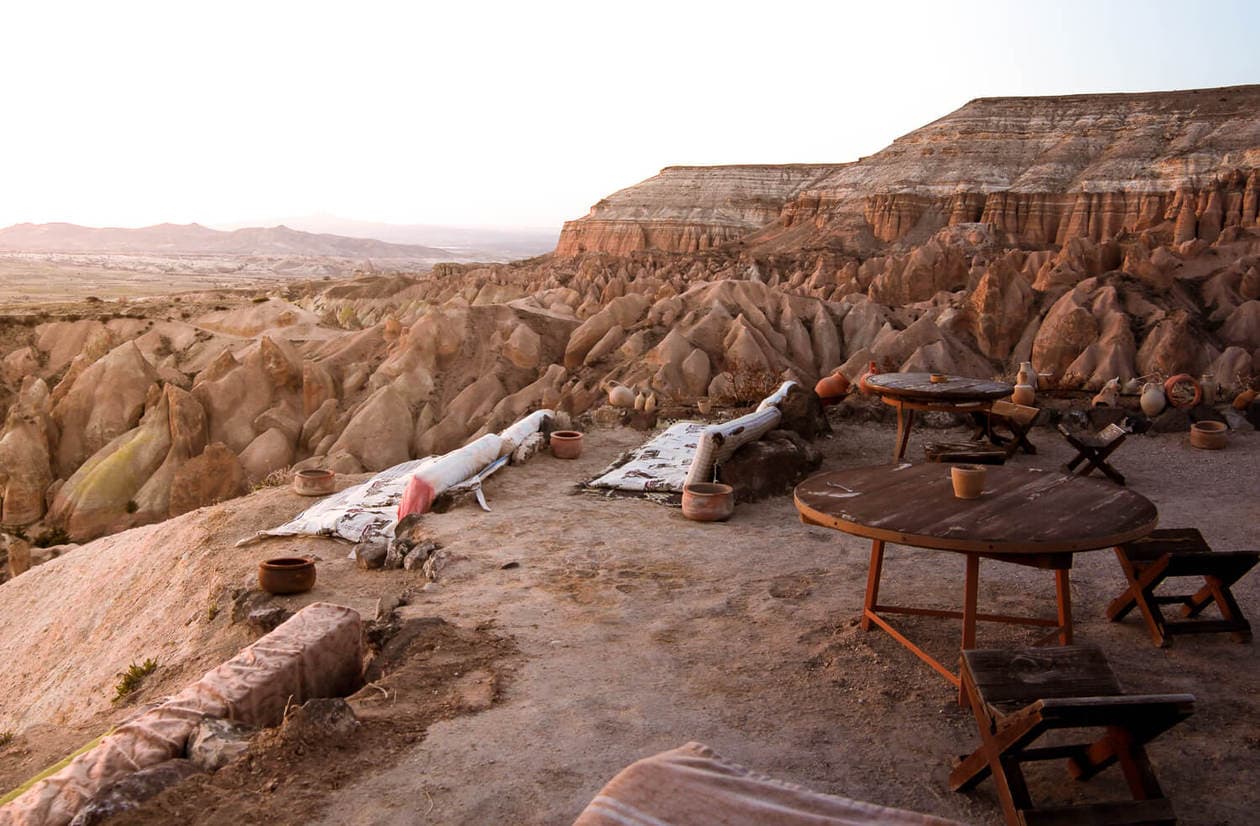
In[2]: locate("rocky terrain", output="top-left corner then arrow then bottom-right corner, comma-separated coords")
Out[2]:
0,83 -> 1258,557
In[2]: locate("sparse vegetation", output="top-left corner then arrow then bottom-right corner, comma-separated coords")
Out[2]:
252,466 -> 292,491
113,658 -> 158,703
0,730 -> 13,748
720,367 -> 784,405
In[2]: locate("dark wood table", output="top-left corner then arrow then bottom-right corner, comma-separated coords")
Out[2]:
864,373 -> 1013,461
795,464 -> 1158,700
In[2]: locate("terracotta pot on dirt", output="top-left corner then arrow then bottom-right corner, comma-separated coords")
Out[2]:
1189,420 -> 1227,450
606,381 -> 635,409
1140,382 -> 1167,416
950,464 -> 986,500
858,361 -> 879,395
681,482 -> 735,522
258,557 -> 317,595
1233,388 -> 1257,411
549,430 -> 584,459
1011,383 -> 1035,405
696,397 -> 713,415
814,370 -> 850,400
292,468 -> 335,496
1163,374 -> 1202,409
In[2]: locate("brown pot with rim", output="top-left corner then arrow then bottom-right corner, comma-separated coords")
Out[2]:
550,430 -> 584,459
682,482 -> 735,522
293,468 -> 335,496
259,557 -> 317,595
950,464 -> 986,500
1189,420 -> 1227,450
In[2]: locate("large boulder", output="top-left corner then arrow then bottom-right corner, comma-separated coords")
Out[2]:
52,340 -> 158,478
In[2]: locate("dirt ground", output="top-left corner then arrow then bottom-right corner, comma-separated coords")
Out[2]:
4,416 -> 1259,825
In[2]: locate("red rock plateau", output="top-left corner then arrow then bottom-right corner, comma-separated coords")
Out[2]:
2,84 -> 1259,549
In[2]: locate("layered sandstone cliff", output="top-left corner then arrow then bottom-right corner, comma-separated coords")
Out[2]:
555,165 -> 839,256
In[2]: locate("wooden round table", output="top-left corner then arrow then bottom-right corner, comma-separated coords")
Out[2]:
795,464 -> 1158,700
864,373 -> 1013,461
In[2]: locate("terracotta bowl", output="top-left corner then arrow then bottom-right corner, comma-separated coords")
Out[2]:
258,557 -> 316,595
1189,420 -> 1227,450
293,468 -> 335,496
929,373 -> 949,384
550,430 -> 584,459
950,464 -> 986,499
682,482 -> 735,522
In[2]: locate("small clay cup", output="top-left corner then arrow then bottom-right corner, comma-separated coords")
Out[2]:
950,464 -> 986,500
293,468 -> 335,496
550,430 -> 584,459
259,557 -> 316,595
929,373 -> 949,384
682,482 -> 735,522
1189,420 -> 1227,450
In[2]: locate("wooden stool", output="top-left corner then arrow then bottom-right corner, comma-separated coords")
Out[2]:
1058,422 -> 1128,485
1109,528 -> 1259,647
951,646 -> 1194,826
979,400 -> 1039,458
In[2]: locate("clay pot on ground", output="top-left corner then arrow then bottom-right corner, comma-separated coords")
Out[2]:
634,391 -> 646,411
293,468 -> 335,496
1163,374 -> 1202,409
814,370 -> 850,400
950,464 -> 986,500
1091,380 -> 1119,408
681,482 -> 734,522
1200,374 -> 1218,406
1140,382 -> 1167,417
1011,383 -> 1035,405
1017,361 -> 1037,390
258,557 -> 316,595
1189,421 -> 1227,450
1121,377 -> 1143,395
549,430 -> 584,459
696,397 -> 713,415
606,381 -> 635,409
644,393 -> 657,414
1234,388 -> 1258,410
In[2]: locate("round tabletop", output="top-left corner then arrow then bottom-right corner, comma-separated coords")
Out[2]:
865,373 -> 1012,403
794,464 -> 1158,555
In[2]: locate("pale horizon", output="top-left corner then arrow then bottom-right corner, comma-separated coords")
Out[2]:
3,0 -> 1258,233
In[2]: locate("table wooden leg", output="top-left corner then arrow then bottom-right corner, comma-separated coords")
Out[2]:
1055,568 -> 1073,645
960,555 -> 980,705
893,404 -> 915,462
861,539 -> 885,632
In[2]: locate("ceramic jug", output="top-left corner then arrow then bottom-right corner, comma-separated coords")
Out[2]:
607,381 -> 635,409
1200,374 -> 1218,406
814,369 -> 850,400
1092,378 -> 1119,408
1017,361 -> 1037,390
1011,383 -> 1035,405
1139,381 -> 1166,416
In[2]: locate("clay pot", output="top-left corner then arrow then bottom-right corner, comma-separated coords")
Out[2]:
258,557 -> 316,595
644,393 -> 657,414
1200,374 -> 1218,406
929,373 -> 948,384
950,464 -> 986,500
1091,384 -> 1119,408
1017,361 -> 1037,390
681,482 -> 735,522
858,361 -> 879,395
1234,388 -> 1258,410
634,391 -> 646,411
696,397 -> 713,415
1011,383 -> 1035,405
607,381 -> 635,409
549,430 -> 584,459
1121,377 -> 1143,396
1189,420 -> 1227,450
814,370 -> 850,400
1163,374 -> 1202,409
1140,382 -> 1167,416
292,468 -> 335,496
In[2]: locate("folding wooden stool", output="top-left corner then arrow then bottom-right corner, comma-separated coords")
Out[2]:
951,645 -> 1194,826
986,400 -> 1040,458
1109,527 -> 1259,647
1057,421 -> 1128,485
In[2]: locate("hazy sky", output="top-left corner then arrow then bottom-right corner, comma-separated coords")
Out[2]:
3,0 -> 1258,232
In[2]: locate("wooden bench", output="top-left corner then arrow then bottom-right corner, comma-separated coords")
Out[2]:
923,441 -> 1008,465
1109,527 -> 1259,647
1058,422 -> 1128,485
951,645 -> 1194,826
980,400 -> 1040,458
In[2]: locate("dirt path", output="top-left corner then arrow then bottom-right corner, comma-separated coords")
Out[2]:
13,418 -> 1260,825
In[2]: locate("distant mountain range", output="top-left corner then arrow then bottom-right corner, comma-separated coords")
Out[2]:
216,215 -> 560,260
0,222 -> 459,259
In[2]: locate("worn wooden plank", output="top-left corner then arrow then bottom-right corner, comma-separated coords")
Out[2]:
962,646 -> 1121,709
794,464 -> 1157,555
